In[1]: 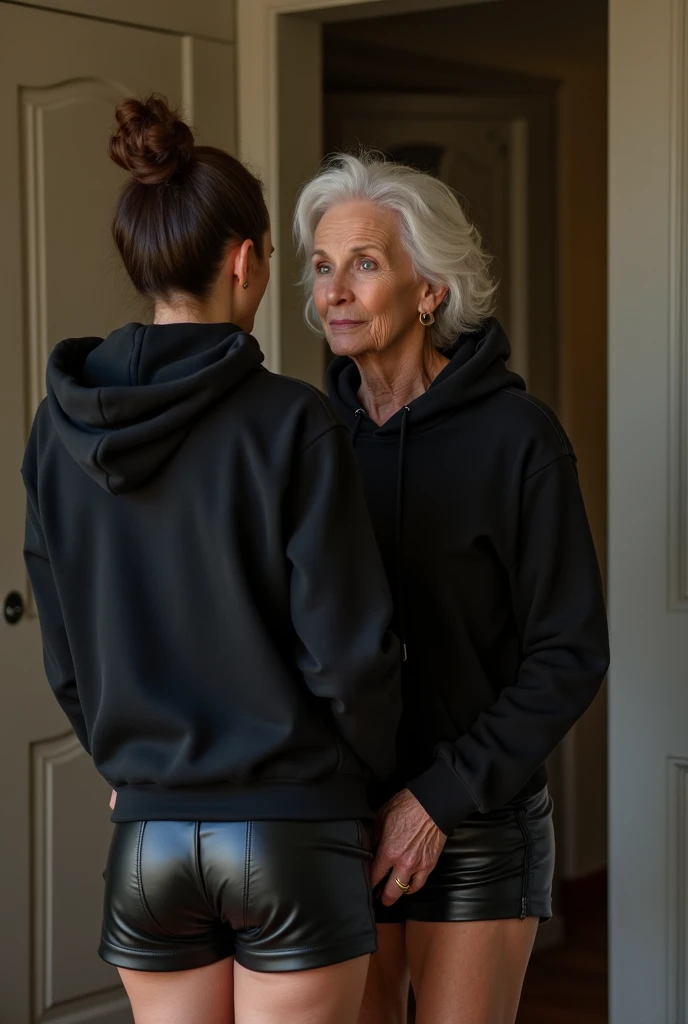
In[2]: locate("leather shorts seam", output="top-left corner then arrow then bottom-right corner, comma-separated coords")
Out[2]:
193,822 -> 215,915
135,822 -> 176,938
243,821 -> 253,930
238,937 -> 373,956
377,903 -> 548,922
101,938 -> 184,956
357,820 -> 376,933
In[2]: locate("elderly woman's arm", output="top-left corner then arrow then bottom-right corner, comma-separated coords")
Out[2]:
373,452 -> 609,903
409,453 -> 609,830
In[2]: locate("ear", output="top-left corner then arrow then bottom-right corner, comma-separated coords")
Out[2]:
229,238 -> 256,289
419,279 -> 449,315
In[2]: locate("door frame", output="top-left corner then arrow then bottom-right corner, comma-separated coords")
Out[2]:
608,0 -> 688,1020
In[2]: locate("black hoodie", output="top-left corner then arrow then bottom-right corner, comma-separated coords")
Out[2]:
22,322 -> 401,823
327,319 -> 610,835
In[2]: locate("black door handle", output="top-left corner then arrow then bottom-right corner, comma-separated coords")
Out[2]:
4,591 -> 25,625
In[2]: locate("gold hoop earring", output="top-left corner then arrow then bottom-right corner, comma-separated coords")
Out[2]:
420,311 -> 435,326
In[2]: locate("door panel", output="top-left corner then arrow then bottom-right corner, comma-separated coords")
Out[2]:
0,5 -> 234,1020
12,0 -> 235,40
22,78 -> 143,418
32,736 -> 117,1013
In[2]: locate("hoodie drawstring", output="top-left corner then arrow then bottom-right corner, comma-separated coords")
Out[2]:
350,405 -> 411,664
352,407 -> 365,445
396,407 -> 411,662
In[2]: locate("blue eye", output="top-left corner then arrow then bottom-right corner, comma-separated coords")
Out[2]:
360,259 -> 376,271
316,264 -> 331,275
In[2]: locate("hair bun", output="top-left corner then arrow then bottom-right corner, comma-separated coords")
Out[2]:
109,95 -> 194,186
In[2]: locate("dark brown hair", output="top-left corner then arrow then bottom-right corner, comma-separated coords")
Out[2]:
109,95 -> 269,299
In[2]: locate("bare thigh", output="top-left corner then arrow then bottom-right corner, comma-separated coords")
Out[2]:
358,924 -> 409,1024
407,918 -> 539,1024
234,955 -> 371,1024
118,958 -> 234,1024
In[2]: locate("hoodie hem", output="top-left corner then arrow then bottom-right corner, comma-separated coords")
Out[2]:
408,760 -> 550,835
407,757 -> 478,835
111,776 -> 373,823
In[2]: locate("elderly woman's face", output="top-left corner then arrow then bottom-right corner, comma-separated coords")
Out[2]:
312,201 -> 426,358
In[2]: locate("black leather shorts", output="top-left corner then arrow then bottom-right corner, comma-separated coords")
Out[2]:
99,819 -> 376,973
376,787 -> 555,924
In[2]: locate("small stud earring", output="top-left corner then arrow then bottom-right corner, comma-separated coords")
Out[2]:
420,311 -> 435,326
243,281 -> 249,290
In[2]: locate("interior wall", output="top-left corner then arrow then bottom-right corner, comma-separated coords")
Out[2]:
326,0 -> 609,879
12,0 -> 234,38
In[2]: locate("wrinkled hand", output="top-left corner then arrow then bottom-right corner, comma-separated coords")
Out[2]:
371,789 -> 447,906
109,790 -> 117,810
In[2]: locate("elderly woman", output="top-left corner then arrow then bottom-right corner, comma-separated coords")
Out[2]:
294,153 -> 610,1024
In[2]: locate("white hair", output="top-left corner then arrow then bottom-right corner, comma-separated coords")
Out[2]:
293,152 -> 496,349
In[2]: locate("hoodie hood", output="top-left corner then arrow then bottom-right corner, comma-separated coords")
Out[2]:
46,322 -> 263,494
326,318 -> 525,433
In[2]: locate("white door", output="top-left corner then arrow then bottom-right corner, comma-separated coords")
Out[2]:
609,0 -> 688,1020
325,93 -> 556,404
0,5 -> 234,1021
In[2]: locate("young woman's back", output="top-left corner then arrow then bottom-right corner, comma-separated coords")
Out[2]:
23,96 -> 401,1024
28,321 -> 397,820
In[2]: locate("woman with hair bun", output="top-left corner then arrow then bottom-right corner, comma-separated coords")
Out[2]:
22,101 -> 400,1024
294,153 -> 610,1024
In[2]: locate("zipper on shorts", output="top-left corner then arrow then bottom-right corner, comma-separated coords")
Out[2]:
515,808 -> 534,921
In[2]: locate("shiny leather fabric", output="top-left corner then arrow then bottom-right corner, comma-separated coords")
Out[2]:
99,819 -> 376,973
376,787 -> 555,924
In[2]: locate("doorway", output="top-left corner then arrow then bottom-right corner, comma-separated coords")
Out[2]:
238,0 -> 609,1019
324,7 -> 608,1021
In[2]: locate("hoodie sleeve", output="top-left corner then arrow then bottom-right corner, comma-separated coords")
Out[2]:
286,424 -> 402,783
407,453 -> 610,834
23,476 -> 90,753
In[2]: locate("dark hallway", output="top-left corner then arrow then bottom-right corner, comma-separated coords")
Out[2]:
517,894 -> 607,1023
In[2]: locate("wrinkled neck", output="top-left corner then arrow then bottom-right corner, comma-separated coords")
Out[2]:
353,339 -> 449,426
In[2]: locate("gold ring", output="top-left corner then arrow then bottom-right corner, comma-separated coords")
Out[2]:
394,877 -> 411,892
